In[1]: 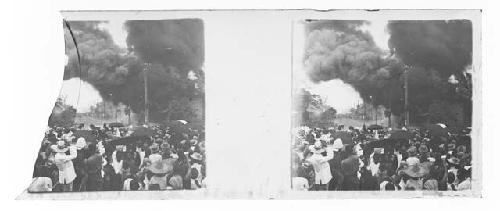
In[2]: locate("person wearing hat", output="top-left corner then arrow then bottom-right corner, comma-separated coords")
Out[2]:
72,137 -> 88,191
328,138 -> 344,190
145,143 -> 174,190
146,159 -> 172,190
51,140 -> 77,192
189,152 -> 204,189
418,144 -> 430,163
406,146 -> 420,166
398,162 -> 432,191
306,141 -> 334,190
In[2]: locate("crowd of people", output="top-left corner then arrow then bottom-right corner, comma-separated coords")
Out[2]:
291,124 -> 472,191
29,122 -> 206,192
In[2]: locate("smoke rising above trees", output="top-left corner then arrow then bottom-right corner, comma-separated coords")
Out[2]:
302,20 -> 472,126
63,19 -> 204,123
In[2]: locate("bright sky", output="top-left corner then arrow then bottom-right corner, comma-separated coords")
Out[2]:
294,19 -> 390,114
59,78 -> 102,113
99,19 -> 128,48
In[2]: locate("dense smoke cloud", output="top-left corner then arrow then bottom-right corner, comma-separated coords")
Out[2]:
303,20 -> 404,111
388,20 -> 472,79
63,20 -> 204,123
124,19 -> 204,74
303,20 -> 472,126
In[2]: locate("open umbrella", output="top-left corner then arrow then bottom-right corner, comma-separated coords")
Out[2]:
164,121 -> 191,134
108,122 -> 125,128
388,130 -> 413,140
364,138 -> 409,150
131,127 -> 155,137
425,123 -> 449,138
109,135 -> 149,146
72,130 -> 97,143
367,124 -> 383,130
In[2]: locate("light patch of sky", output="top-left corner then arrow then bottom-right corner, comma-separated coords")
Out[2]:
294,19 -> 390,114
99,19 -> 128,48
59,78 -> 102,113
360,18 -> 390,51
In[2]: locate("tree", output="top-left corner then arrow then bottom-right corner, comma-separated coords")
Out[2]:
321,107 -> 337,122
47,97 -> 77,127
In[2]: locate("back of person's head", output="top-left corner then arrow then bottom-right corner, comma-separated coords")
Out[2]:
344,144 -> 354,155
190,168 -> 199,179
430,165 -> 442,180
385,182 -> 396,191
129,179 -> 139,190
87,143 -> 97,154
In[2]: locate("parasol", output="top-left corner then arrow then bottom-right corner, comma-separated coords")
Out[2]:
108,122 -> 125,128
367,124 -> 383,130
164,120 -> 191,134
388,130 -> 413,140
425,123 -> 449,138
109,135 -> 149,146
364,138 -> 408,150
131,127 -> 155,137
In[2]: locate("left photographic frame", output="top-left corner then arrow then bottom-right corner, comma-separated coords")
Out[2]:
28,18 -> 206,193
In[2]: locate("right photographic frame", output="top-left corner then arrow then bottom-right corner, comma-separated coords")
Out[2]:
291,13 -> 481,196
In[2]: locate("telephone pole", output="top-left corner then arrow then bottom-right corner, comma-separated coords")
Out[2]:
144,63 -> 150,125
404,65 -> 410,127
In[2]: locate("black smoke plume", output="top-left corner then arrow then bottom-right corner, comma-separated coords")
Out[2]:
63,19 -> 204,123
302,20 -> 472,126
388,20 -> 472,79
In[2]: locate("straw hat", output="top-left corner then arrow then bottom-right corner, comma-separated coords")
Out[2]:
311,141 -> 325,154
51,140 -> 69,153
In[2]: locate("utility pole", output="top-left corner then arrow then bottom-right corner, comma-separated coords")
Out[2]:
144,63 -> 150,125
127,105 -> 131,125
404,65 -> 410,127
363,101 -> 367,125
370,95 -> 374,125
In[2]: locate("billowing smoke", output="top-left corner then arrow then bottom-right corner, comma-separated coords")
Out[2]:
304,20 -> 404,111
63,19 -> 204,123
303,20 -> 472,126
388,20 -> 472,79
124,19 -> 204,75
